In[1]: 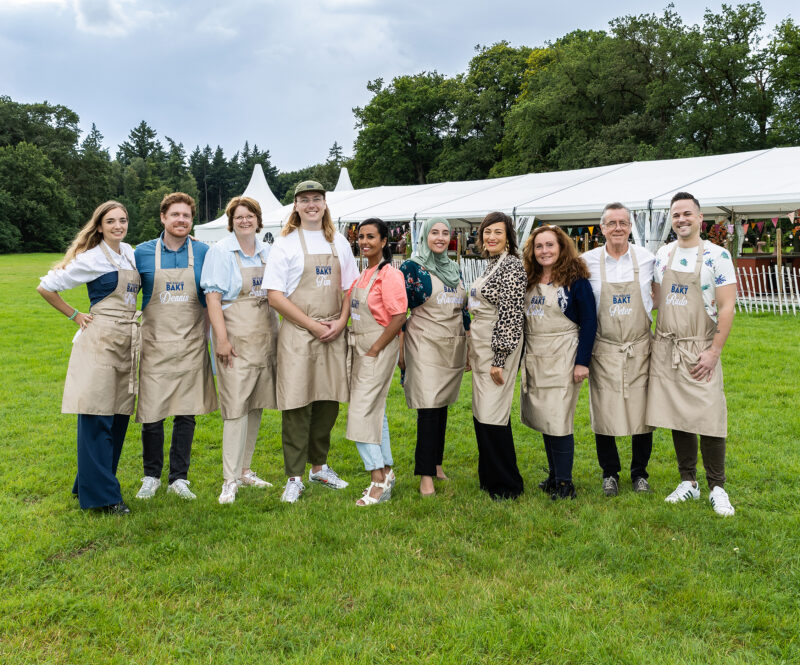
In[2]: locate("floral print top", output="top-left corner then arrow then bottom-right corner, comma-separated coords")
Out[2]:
654,240 -> 736,322
399,260 -> 471,331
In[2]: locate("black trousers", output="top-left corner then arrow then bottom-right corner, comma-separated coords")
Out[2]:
672,429 -> 726,489
414,407 -> 448,476
474,417 -> 524,500
142,415 -> 196,483
542,433 -> 575,484
595,432 -> 653,481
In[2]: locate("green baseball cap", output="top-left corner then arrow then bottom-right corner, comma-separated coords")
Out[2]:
294,180 -> 326,196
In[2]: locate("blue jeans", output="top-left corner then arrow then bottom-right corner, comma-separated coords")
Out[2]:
356,413 -> 393,471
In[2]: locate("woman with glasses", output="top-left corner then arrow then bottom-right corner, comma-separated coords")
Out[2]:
201,196 -> 279,504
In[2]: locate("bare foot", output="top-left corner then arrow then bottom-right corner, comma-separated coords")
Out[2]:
435,465 -> 449,481
420,475 -> 435,496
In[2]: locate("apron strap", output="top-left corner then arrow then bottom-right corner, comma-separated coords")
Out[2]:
657,330 -> 712,368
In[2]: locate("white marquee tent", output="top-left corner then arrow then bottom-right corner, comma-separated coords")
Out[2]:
196,147 -> 800,252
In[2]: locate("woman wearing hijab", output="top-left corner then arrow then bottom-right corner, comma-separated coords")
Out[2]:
399,217 -> 470,496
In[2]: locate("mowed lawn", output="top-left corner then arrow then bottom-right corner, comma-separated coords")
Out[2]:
1,253 -> 798,665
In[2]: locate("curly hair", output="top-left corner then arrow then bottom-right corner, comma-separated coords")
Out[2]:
523,225 -> 589,289
55,201 -> 128,269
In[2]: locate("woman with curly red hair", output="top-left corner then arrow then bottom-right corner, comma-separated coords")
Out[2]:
520,225 -> 597,500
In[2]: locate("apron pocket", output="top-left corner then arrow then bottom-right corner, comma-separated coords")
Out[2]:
525,352 -> 573,389
420,335 -> 467,369
232,333 -> 270,368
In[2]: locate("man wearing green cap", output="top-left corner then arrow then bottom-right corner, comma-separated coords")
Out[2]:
264,181 -> 359,503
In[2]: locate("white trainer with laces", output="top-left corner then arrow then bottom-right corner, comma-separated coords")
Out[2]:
167,478 -> 196,500
281,478 -> 305,503
308,464 -> 349,489
239,470 -> 272,488
665,480 -> 701,503
135,476 -> 161,499
709,486 -> 735,516
218,480 -> 237,504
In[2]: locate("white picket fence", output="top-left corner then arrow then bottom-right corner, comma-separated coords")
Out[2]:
735,265 -> 800,315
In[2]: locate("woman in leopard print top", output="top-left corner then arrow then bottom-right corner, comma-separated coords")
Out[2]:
468,212 -> 526,500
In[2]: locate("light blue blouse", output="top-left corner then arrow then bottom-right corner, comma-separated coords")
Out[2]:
200,232 -> 271,307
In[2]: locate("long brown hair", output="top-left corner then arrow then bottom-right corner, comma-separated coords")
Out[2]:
282,194 -> 335,242
55,201 -> 128,269
523,225 -> 589,288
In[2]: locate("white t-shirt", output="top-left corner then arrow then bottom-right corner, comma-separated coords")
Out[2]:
583,244 -> 655,317
654,240 -> 736,322
263,228 -> 358,297
39,241 -> 136,292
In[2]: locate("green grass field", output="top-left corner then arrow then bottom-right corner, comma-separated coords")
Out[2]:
1,253 -> 798,665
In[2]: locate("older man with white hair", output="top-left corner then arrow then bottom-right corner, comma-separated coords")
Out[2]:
583,203 -> 656,497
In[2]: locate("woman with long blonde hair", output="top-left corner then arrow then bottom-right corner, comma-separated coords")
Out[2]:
37,201 -> 141,514
520,225 -> 597,500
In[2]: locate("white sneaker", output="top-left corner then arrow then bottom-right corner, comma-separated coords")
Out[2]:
167,478 -> 196,500
308,464 -> 349,489
665,480 -> 701,503
239,469 -> 272,488
281,477 -> 305,503
218,480 -> 238,504
709,486 -> 735,516
135,476 -> 161,499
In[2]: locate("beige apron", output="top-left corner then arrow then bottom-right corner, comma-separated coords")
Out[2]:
646,243 -> 727,437
62,243 -> 141,416
275,229 -> 349,411
403,273 -> 467,409
468,253 -> 523,426
588,247 -> 654,436
345,267 -> 400,443
136,239 -> 217,423
214,252 -> 279,419
520,282 -> 581,436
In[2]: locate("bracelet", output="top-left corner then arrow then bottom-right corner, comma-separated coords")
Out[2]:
68,309 -> 79,321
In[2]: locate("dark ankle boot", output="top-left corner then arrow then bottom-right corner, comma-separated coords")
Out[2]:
538,477 -> 556,494
551,480 -> 576,500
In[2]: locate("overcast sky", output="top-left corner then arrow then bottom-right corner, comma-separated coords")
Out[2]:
1,0 -> 796,172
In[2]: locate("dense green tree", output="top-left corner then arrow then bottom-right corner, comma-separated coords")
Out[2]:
0,142 -> 78,251
429,42 -> 531,182
70,123 -> 114,222
768,18 -> 800,144
0,96 -> 80,174
351,73 -> 459,186
116,121 -> 162,164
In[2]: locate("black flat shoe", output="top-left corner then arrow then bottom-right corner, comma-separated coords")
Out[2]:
100,501 -> 131,515
551,481 -> 576,501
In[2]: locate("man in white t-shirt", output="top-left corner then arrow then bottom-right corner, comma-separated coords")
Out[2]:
264,181 -> 359,504
647,191 -> 737,516
583,203 -> 656,497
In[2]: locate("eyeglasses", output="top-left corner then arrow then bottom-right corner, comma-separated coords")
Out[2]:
602,221 -> 631,229
234,214 -> 257,222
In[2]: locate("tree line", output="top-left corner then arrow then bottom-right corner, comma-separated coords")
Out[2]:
1,2 -> 798,253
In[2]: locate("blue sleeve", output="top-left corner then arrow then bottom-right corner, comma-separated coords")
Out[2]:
200,244 -> 237,299
134,240 -> 156,310
86,272 -> 119,306
569,278 -> 597,367
191,239 -> 209,308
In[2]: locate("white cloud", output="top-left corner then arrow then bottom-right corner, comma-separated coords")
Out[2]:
71,0 -> 165,37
